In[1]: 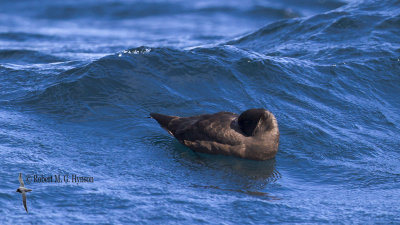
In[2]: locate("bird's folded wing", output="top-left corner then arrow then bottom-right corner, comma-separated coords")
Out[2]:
183,140 -> 245,158
195,118 -> 243,145
174,113 -> 243,146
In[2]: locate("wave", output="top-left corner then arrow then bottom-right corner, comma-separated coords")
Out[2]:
0,49 -> 63,64
2,0 -> 347,21
229,0 -> 399,61
0,32 -> 55,42
11,0 -> 399,122
15,46 -> 249,117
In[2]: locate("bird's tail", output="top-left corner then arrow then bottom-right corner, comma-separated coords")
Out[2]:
150,113 -> 177,128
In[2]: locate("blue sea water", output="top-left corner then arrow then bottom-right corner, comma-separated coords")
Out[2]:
1,0 -> 399,223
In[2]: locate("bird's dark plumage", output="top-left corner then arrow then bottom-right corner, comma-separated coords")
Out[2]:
150,108 -> 279,160
150,113 -> 178,129
16,173 -> 31,213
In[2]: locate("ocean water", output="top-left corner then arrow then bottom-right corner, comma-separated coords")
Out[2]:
1,0 -> 399,223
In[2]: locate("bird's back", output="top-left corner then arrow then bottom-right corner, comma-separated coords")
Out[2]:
167,112 -> 244,146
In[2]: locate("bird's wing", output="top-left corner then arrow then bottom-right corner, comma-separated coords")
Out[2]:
22,192 -> 28,213
187,112 -> 243,145
183,140 -> 246,158
19,173 -> 24,187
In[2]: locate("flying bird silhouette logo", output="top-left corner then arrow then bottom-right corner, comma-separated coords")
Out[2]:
16,173 -> 32,213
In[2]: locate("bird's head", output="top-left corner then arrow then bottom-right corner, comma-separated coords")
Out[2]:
238,108 -> 278,137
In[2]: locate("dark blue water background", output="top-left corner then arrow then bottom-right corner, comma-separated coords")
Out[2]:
1,0 -> 399,223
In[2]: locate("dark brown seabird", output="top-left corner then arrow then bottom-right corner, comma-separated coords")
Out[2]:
150,108 -> 279,160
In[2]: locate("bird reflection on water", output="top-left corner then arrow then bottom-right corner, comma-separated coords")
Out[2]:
150,134 -> 281,198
